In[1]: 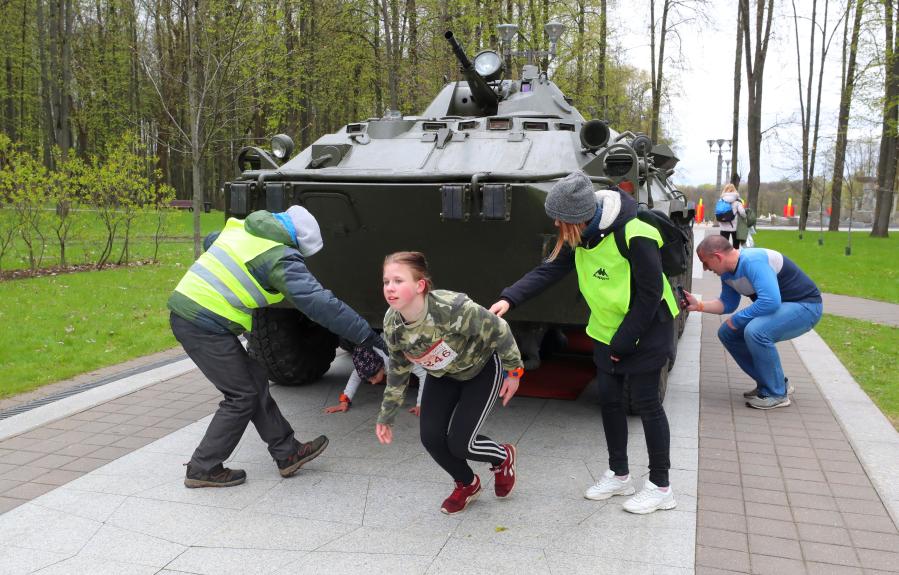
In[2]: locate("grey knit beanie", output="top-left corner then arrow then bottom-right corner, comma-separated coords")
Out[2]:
544,171 -> 597,223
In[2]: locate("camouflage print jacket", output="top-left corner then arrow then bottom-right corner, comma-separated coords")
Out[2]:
377,289 -> 523,425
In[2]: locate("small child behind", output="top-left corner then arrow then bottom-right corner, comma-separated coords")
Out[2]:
324,346 -> 427,415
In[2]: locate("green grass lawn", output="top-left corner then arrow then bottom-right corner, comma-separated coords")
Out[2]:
751,229 -> 898,303
815,315 -> 899,430
0,242 -> 194,396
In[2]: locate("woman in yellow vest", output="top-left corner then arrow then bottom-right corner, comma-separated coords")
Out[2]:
489,171 -> 680,514
168,206 -> 385,488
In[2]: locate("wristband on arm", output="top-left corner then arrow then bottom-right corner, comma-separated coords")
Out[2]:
507,367 -> 524,379
339,393 -> 352,406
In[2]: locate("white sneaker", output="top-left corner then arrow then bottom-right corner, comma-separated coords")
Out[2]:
622,480 -> 677,514
584,469 -> 636,501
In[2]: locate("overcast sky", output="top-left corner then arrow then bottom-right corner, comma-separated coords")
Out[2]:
609,0 -> 867,187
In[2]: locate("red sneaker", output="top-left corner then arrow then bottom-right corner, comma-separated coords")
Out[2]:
440,475 -> 481,515
491,443 -> 517,498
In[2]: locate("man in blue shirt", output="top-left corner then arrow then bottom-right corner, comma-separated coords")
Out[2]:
684,235 -> 823,409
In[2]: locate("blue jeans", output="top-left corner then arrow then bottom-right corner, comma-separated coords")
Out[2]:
717,302 -> 823,398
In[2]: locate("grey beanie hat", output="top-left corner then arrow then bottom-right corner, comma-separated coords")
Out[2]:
544,171 -> 596,223
286,205 -> 324,257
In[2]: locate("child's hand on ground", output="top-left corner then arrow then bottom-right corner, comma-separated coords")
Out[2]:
323,402 -> 349,414
375,423 -> 393,444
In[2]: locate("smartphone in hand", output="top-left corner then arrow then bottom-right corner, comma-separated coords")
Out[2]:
676,285 -> 689,310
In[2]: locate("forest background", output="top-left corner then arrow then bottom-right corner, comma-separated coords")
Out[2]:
1,0 -> 897,265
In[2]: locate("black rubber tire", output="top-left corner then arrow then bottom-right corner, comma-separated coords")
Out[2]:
622,361 -> 670,416
246,308 -> 339,386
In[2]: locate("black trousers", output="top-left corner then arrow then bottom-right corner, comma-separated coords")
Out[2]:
170,313 -> 299,472
594,360 -> 671,487
720,230 -> 743,249
419,354 -> 507,484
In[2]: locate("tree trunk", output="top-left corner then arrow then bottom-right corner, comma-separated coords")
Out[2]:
575,0 -> 585,102
741,0 -> 774,210
730,1 -> 742,185
794,0 -> 816,231
598,0 -> 607,114
873,0 -> 898,237
4,55 -> 14,140
380,0 -> 399,112
829,0 -> 864,231
187,0 -> 204,257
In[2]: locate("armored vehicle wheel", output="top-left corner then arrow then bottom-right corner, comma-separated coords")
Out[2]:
622,362 -> 670,416
247,308 -> 338,386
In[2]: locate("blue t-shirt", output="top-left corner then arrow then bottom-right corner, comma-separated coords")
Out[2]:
719,248 -> 821,329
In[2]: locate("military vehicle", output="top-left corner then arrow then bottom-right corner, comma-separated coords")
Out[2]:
224,27 -> 694,409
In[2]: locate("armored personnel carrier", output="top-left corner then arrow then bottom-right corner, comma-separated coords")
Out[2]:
224,29 -> 694,408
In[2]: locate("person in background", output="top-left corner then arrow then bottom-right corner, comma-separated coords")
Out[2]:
716,183 -> 746,249
168,206 -> 386,488
323,345 -> 427,416
684,235 -> 823,409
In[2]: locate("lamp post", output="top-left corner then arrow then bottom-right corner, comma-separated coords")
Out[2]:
707,138 -> 732,191
496,21 -> 565,69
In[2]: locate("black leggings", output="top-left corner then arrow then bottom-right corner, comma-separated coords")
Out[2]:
595,362 -> 671,487
419,354 -> 507,484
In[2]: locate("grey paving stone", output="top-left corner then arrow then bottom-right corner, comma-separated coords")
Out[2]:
0,545 -> 72,575
788,492 -> 838,511
698,526 -> 748,552
797,522 -> 853,546
60,456 -> 110,472
172,546 -> 308,575
79,523 -> 186,567
3,482 -> 57,500
1,465 -> 49,482
744,487 -> 789,506
106,496 -> 240,546
848,529 -> 899,552
53,442 -> 102,458
699,495 -> 744,515
748,533 -> 803,559
699,509 -> 747,532
0,496 -> 23,513
701,481 -> 745,500
856,548 -> 899,572
748,554 -> 808,575
828,482 -> 881,501
793,507 -> 845,527
34,554 -> 160,574
785,478 -> 832,496
747,516 -> 799,539
841,512 -> 898,534
696,545 -> 750,572
742,474 -> 785,491
800,541 -> 861,567
802,563 -> 862,575
0,502 -> 101,554
745,501 -> 794,522
835,498 -> 889,516
29,453 -> 78,469
0,449 -> 44,466
273,550 -> 429,575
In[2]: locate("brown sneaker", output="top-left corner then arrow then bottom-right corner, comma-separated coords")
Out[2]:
277,435 -> 329,478
490,444 -> 517,498
184,463 -> 246,488
440,475 -> 481,515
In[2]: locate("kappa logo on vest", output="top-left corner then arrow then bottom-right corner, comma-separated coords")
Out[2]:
593,267 -> 609,280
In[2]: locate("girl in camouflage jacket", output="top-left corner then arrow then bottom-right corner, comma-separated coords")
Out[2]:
374,251 -> 524,515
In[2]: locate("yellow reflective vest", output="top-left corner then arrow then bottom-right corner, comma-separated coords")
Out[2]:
575,218 -> 679,344
173,218 -> 284,331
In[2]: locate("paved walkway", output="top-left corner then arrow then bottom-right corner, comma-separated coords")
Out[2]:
0,236 -> 897,573
820,293 -> 899,327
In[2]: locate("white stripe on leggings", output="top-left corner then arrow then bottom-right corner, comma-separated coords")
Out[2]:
466,354 -> 506,461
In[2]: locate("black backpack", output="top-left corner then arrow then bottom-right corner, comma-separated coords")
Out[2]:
614,208 -> 691,277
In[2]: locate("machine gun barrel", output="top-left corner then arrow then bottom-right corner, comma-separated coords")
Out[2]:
444,30 -> 499,115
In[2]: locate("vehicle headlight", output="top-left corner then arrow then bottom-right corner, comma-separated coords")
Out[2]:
473,50 -> 503,82
271,134 -> 295,160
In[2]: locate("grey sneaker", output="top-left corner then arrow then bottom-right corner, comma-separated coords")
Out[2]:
746,395 -> 791,410
743,379 -> 794,398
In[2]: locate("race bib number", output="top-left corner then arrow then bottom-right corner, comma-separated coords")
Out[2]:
405,339 -> 458,371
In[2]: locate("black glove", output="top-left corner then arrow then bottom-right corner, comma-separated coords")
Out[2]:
361,332 -> 387,353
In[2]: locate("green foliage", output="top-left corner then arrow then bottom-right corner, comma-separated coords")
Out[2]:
816,315 -> 899,430
751,230 -> 899,303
